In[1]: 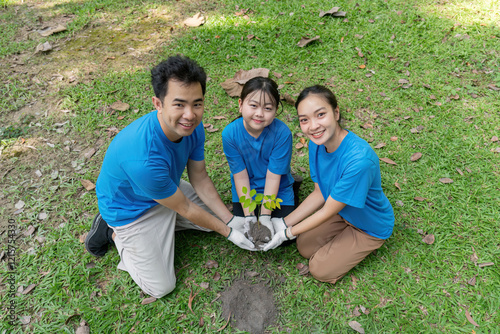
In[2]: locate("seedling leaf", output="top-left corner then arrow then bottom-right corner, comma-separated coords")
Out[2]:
242,186 -> 248,194
250,189 -> 257,197
255,194 -> 263,202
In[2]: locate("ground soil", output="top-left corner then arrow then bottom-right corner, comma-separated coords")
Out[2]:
245,221 -> 272,249
220,279 -> 277,334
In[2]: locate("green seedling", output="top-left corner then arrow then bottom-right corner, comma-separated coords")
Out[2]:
239,186 -> 283,216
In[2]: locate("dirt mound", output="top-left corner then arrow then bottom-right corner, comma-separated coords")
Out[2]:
220,279 -> 277,334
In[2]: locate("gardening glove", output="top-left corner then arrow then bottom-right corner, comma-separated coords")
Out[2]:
227,228 -> 256,251
244,215 -> 257,235
258,215 -> 275,236
227,215 -> 246,234
263,227 -> 296,251
271,217 -> 287,234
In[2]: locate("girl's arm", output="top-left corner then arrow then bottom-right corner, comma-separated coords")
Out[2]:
233,169 -> 254,216
261,170 -> 281,215
290,195 -> 346,236
284,182 -> 325,226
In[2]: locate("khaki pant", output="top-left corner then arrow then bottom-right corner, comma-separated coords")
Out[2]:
296,214 -> 385,284
112,180 -> 212,298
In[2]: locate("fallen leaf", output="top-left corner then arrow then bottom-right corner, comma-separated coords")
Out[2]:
183,13 -> 205,27
439,178 -> 453,184
470,247 -> 478,265
213,272 -> 221,281
467,275 -> 476,286
199,317 -> 204,327
374,142 -> 386,149
398,79 -> 409,84
79,232 -> 88,243
105,126 -> 119,138
319,7 -> 340,17
83,147 -> 96,159
282,93 -> 296,105
359,64 -> 366,69
81,179 -> 96,191
110,101 -> 129,112
212,116 -> 226,120
488,84 -> 500,91
220,68 -> 270,97
348,320 -> 365,333
204,124 -> 219,133
38,212 -> 48,220
465,309 -> 479,327
491,136 -> 498,142
477,262 -> 494,268
394,182 -> 401,191
246,270 -> 259,277
410,152 -> 422,161
380,157 -> 397,165
188,288 -> 200,313
86,262 -> 95,269
20,316 -> 31,325
38,24 -> 67,37
273,71 -> 282,78
361,123 -> 373,129
298,264 -> 309,276
295,143 -> 304,149
300,138 -> 306,145
297,35 -> 320,47
24,225 -> 36,237
200,282 -> 209,289
15,200 -> 25,210
414,197 -> 426,201
456,168 -> 464,176
75,320 -> 90,334
35,41 -> 52,53
217,312 -> 231,332
22,284 -> 37,295
422,234 -> 435,245
141,296 -> 157,305
390,136 -> 398,141
205,259 -> 219,269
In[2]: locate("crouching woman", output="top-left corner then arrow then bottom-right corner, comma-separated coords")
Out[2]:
264,85 -> 394,284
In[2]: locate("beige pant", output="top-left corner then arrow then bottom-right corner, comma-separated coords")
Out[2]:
296,214 -> 385,284
112,180 -> 212,298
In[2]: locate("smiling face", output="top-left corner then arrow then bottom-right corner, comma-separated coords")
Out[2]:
239,90 -> 277,138
152,79 -> 204,142
297,94 -> 346,153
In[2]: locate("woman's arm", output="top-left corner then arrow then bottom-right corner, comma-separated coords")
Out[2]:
290,195 -> 346,236
260,170 -> 281,215
233,169 -> 253,216
284,182 -> 325,226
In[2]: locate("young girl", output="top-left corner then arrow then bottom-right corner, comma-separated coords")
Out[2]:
264,85 -> 394,284
222,77 -> 298,235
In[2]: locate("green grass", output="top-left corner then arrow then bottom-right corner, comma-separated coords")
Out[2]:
1,0 -> 499,332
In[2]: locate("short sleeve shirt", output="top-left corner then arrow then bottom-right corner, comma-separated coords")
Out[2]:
309,130 -> 394,239
96,110 -> 205,226
222,118 -> 294,205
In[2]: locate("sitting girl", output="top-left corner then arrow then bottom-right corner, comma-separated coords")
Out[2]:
264,85 -> 394,284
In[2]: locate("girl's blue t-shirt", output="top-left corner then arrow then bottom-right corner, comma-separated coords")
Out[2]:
96,110 -> 205,227
309,130 -> 394,239
222,118 -> 294,205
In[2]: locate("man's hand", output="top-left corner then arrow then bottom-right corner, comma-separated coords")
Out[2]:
227,228 -> 256,251
258,215 -> 274,236
271,217 -> 287,233
227,215 -> 246,233
263,227 -> 296,251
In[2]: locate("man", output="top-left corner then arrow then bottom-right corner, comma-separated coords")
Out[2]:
85,55 -> 254,298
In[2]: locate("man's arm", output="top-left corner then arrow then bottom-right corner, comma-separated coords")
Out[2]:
154,187 -> 231,237
187,159 -> 233,224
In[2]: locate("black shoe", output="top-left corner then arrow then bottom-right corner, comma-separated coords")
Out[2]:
85,213 -> 113,257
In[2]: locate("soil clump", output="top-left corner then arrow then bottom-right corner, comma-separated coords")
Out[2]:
245,221 -> 272,249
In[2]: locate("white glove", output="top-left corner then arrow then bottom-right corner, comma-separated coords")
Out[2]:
227,216 -> 246,233
263,227 -> 296,251
227,228 -> 256,251
244,215 -> 257,235
271,217 -> 287,233
258,215 -> 275,236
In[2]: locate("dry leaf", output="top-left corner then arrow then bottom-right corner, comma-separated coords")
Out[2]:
300,138 -> 306,145
188,288 -> 200,313
110,101 -> 130,111
467,275 -> 476,286
24,225 -> 36,237
398,79 -> 409,84
79,232 -> 88,243
297,35 -> 320,47
422,234 -> 435,245
205,259 -> 219,269
361,123 -> 373,129
38,212 -> 48,220
183,13 -> 205,27
295,143 -> 304,149
298,264 -> 309,276
394,182 -> 401,191
221,68 -> 270,97
15,200 -> 25,209
359,64 -> 366,69
374,142 -> 386,149
465,310 -> 479,327
81,179 -> 96,191
414,197 -> 426,201
20,316 -> 31,325
410,152 -> 422,161
491,136 -> 499,142
273,71 -> 282,78
35,41 -> 52,53
84,147 -> 96,159
348,320 -> 365,334
380,157 -> 397,165
199,317 -> 205,327
390,136 -> 398,141
38,24 -> 67,37
282,93 -> 296,105
212,116 -> 226,120
75,320 -> 90,334
319,7 -> 340,17
141,296 -> 157,305
456,168 -> 464,176
213,272 -> 221,281
22,284 -> 37,295
439,178 -> 453,184
217,312 -> 231,332
478,262 -> 494,268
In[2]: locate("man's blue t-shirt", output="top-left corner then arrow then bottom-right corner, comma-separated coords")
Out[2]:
222,118 -> 294,205
96,110 -> 205,227
309,130 -> 394,239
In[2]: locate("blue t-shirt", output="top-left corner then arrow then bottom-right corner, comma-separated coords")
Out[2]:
96,110 -> 205,227
309,130 -> 394,239
222,118 -> 294,205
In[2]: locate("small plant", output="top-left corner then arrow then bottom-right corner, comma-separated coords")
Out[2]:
239,186 -> 283,216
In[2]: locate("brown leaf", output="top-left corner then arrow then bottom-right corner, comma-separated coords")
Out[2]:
141,296 -> 157,305
38,24 -> 67,37
35,41 -> 53,53
374,142 -> 386,149
379,157 -> 397,165
414,197 -> 426,201
205,124 -> 219,133
410,152 -> 422,161
221,68 -> 270,97
465,309 -> 479,327
361,123 -> 373,129
24,225 -> 36,237
398,79 -> 409,84
282,93 -> 296,105
298,264 -> 310,276
205,259 -> 219,269
110,101 -> 130,112
348,320 -> 365,333
86,262 -> 96,269
422,234 -> 435,245
491,136 -> 499,142
183,13 -> 205,27
199,317 -> 205,327
390,136 -> 398,141
295,143 -> 304,149
79,232 -> 88,243
188,288 -> 200,313
217,312 -> 231,332
319,7 -> 340,17
456,168 -> 464,176
488,84 -> 500,91
22,284 -> 37,295
467,275 -> 476,286
20,316 -> 31,325
81,179 -> 96,191
212,116 -> 226,120
300,138 -> 306,145
394,182 -> 401,191
351,274 -> 358,287
478,262 -> 494,268
213,272 -> 221,281
105,126 -> 119,138
246,270 -> 259,277
200,282 -> 209,289
359,64 -> 366,69
439,178 -> 453,184
83,147 -> 96,160
297,35 -> 320,47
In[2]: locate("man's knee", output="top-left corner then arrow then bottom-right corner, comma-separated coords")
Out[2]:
146,280 -> 176,299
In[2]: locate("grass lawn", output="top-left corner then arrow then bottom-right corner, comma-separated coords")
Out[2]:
1,0 -> 499,332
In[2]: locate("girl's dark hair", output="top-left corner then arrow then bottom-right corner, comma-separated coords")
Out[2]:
295,85 -> 341,122
240,77 -> 282,113
151,55 -> 207,102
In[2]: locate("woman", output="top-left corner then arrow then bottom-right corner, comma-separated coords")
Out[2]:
264,85 -> 394,284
